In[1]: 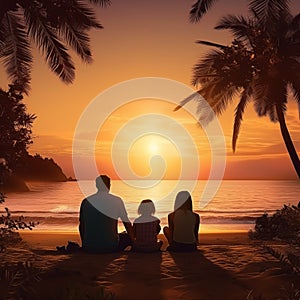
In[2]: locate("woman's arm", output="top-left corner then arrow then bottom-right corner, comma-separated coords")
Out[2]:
156,220 -> 161,234
168,213 -> 174,241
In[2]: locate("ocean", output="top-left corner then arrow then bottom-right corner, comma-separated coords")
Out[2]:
2,180 -> 299,233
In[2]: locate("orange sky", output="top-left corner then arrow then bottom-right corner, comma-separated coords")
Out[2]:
1,0 -> 300,180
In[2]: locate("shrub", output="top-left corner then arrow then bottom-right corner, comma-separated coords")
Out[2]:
249,203 -> 300,245
0,261 -> 42,300
0,193 -> 38,251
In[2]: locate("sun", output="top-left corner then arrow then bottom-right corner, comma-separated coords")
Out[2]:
147,136 -> 162,154
149,143 -> 159,154
127,134 -> 182,178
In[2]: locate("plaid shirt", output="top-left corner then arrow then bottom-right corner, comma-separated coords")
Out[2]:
133,218 -> 161,247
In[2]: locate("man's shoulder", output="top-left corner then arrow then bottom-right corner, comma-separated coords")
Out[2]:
103,192 -> 123,202
80,198 -> 88,205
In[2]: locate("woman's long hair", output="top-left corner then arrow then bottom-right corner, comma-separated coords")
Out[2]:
174,191 -> 193,212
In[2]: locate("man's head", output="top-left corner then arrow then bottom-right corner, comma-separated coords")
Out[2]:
96,175 -> 111,192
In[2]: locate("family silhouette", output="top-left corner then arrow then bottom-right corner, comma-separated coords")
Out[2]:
79,175 -> 200,253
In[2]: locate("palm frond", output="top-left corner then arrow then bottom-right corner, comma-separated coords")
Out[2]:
215,15 -> 256,46
62,0 -> 103,30
196,40 -> 227,49
232,88 -> 251,152
24,4 -> 75,84
201,81 -> 239,115
60,23 -> 92,63
39,0 -> 103,30
0,18 -> 4,48
0,12 -> 32,94
88,0 -> 112,7
252,76 -> 273,117
193,46 -> 253,90
268,104 -> 279,122
291,82 -> 300,104
253,74 -> 287,122
175,85 -> 238,127
189,0 -> 218,23
174,91 -> 202,111
52,0 -> 105,62
278,61 -> 300,121
192,49 -> 226,86
289,76 -> 300,119
249,0 -> 290,31
291,13 -> 300,31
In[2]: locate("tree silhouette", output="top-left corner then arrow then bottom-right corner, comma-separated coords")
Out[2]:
0,85 -> 35,172
178,1 -> 300,178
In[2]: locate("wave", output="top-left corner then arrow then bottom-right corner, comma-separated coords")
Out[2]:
1,206 -> 277,228
3,210 -> 79,215
4,208 -> 276,215
3,214 -> 259,226
196,209 -> 276,215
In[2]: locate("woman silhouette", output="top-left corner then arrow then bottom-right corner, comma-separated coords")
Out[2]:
163,191 -> 200,252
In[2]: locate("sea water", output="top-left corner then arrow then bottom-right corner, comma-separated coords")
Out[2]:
2,180 -> 299,233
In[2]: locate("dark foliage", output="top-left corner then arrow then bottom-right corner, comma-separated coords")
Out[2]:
247,283 -> 300,300
49,286 -> 116,300
264,245 -> 300,274
249,203 -> 300,245
16,154 -> 68,182
0,261 -> 42,300
0,206 -> 38,251
0,85 -> 35,173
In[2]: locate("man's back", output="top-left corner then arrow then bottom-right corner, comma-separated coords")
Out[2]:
80,191 -> 129,252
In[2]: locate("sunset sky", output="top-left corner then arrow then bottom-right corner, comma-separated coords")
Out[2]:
2,0 -> 300,180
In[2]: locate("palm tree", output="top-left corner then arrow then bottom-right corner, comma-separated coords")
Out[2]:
0,0 -> 111,93
178,1 -> 300,178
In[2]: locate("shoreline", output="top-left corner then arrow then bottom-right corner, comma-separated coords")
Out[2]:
17,222 -> 255,234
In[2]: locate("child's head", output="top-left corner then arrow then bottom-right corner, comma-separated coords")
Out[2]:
138,199 -> 156,216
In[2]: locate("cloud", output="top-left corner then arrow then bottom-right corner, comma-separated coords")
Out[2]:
30,135 -> 73,155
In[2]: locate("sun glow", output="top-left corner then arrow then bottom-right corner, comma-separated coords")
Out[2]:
94,99 -> 209,179
147,136 -> 162,154
127,134 -> 181,178
149,142 -> 159,154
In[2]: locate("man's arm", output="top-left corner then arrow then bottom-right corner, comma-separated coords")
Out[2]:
119,200 -> 134,241
124,221 -> 134,241
79,199 -> 86,243
194,213 -> 200,244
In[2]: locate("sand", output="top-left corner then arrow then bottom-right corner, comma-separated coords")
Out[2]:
1,231 -> 299,300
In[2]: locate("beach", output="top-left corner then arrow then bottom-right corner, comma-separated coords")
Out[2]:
0,231 -> 297,300
2,181 -> 300,299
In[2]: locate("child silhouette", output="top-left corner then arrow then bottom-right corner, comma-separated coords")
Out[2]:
133,199 -> 162,252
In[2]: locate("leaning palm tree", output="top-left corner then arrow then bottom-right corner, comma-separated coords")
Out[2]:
178,2 -> 300,178
0,0 -> 111,93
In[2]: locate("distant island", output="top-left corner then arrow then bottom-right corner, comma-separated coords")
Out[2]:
2,154 -> 68,192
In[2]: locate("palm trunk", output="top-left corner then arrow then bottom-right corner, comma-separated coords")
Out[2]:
276,104 -> 300,179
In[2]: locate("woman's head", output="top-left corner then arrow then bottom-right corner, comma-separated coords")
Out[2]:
138,199 -> 156,216
174,191 -> 193,211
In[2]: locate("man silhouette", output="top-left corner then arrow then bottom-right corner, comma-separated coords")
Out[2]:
79,175 -> 134,252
